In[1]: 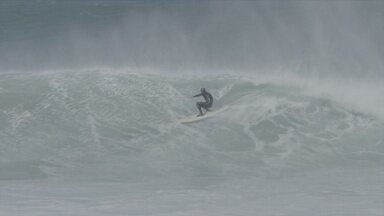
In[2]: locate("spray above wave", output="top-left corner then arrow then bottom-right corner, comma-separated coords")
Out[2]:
0,0 -> 383,76
0,70 -> 383,180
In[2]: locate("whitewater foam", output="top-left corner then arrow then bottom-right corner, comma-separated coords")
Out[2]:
0,69 -> 382,181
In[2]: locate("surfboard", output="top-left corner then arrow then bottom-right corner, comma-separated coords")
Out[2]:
180,106 -> 228,124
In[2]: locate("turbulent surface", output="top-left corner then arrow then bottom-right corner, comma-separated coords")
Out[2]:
1,70 -> 383,179
1,70 -> 384,215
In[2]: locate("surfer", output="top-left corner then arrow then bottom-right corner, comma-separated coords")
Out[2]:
193,88 -> 213,116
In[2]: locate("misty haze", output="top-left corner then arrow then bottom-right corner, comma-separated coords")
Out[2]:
0,1 -> 383,215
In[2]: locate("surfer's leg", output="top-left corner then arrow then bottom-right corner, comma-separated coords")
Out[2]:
202,103 -> 211,113
196,102 -> 204,116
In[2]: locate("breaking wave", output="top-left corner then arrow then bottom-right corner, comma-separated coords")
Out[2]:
1,69 -> 383,181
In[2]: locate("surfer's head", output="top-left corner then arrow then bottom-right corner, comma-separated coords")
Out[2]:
200,88 -> 206,93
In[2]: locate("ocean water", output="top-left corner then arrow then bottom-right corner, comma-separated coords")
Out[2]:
0,1 -> 384,215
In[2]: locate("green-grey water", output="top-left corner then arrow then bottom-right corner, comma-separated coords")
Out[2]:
1,1 -> 384,215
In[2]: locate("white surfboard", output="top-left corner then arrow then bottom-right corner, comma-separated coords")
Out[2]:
180,106 -> 228,124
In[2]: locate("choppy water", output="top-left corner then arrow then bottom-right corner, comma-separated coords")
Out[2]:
1,1 -> 384,215
1,70 -> 383,215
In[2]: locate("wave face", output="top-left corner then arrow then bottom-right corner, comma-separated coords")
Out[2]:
1,70 -> 383,181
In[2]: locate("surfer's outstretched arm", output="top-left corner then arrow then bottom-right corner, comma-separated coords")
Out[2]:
193,93 -> 202,97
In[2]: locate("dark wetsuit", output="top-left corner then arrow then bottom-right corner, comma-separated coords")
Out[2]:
193,92 -> 213,116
